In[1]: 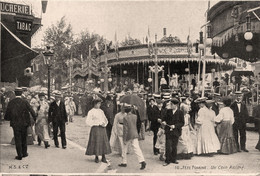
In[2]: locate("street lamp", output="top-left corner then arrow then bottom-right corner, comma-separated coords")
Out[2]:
43,46 -> 54,100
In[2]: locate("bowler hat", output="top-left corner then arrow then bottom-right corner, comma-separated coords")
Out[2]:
171,98 -> 179,104
38,92 -> 45,97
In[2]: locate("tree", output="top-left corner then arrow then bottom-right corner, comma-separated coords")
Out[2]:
43,16 -> 74,90
120,36 -> 142,47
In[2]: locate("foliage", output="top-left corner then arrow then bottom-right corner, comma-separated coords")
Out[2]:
160,35 -> 181,43
120,36 -> 142,47
43,16 -> 74,90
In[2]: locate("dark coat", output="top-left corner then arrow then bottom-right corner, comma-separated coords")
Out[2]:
230,101 -> 249,129
4,97 -> 37,128
162,109 -> 184,138
212,102 -> 219,116
48,101 -> 68,123
148,105 -> 161,130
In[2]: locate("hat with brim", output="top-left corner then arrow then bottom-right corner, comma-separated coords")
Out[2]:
235,91 -> 243,95
54,92 -> 62,97
38,92 -> 45,97
206,100 -> 215,104
163,95 -> 171,99
149,98 -> 155,102
171,98 -> 180,104
21,87 -> 28,91
213,93 -> 221,97
153,93 -> 161,98
14,87 -> 23,93
163,92 -> 171,96
194,97 -> 207,104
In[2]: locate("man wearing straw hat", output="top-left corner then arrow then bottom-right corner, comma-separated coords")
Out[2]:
161,98 -> 184,166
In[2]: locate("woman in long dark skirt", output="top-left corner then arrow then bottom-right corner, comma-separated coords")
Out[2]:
215,97 -> 237,154
85,98 -> 111,163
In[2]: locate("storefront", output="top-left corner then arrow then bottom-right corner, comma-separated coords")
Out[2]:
1,1 -> 42,86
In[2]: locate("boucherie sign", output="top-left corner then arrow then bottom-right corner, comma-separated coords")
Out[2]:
0,1 -> 30,15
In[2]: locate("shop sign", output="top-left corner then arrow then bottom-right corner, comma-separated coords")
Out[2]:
16,20 -> 32,32
0,2 -> 30,15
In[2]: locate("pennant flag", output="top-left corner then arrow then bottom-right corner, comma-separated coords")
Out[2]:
187,35 -> 192,56
147,26 -> 153,57
114,32 -> 119,59
95,41 -> 99,51
80,54 -> 83,62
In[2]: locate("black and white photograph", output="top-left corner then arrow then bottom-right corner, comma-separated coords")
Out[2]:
0,0 -> 260,175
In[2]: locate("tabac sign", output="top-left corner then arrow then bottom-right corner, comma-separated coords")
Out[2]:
16,20 -> 32,32
0,2 -> 31,15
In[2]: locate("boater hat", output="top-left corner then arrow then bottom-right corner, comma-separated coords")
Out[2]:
194,97 -> 207,103
235,91 -> 243,95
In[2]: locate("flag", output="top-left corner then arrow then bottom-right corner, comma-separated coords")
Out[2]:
147,26 -> 153,57
114,32 -> 119,59
187,35 -> 192,56
95,41 -> 99,51
80,54 -> 83,62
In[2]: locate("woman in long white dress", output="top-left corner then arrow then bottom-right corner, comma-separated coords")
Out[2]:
215,97 -> 237,154
177,104 -> 194,159
85,98 -> 111,163
195,98 -> 220,156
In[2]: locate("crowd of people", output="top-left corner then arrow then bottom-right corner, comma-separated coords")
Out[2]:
1,85 -> 260,170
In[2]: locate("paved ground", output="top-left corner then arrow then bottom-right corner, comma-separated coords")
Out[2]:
1,115 -> 260,175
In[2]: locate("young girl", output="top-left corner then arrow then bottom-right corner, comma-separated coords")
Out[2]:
155,125 -> 166,161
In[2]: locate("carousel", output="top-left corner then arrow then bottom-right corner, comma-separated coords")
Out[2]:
98,33 -> 236,92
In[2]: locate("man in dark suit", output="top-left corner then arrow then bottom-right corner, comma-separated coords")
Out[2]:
160,98 -> 184,166
4,88 -> 37,160
148,98 -> 161,155
230,91 -> 249,152
48,92 -> 68,149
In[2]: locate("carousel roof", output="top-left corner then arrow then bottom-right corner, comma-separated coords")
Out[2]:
99,42 -> 236,70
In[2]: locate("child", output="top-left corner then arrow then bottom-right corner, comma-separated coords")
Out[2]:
155,125 -> 166,161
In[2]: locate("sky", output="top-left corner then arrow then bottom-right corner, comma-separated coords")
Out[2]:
6,0 -> 219,48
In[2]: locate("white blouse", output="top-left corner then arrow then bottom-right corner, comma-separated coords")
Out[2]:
215,107 -> 234,124
85,108 -> 108,127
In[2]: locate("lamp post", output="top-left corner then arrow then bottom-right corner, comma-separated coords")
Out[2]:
43,46 -> 54,100
154,34 -> 159,93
